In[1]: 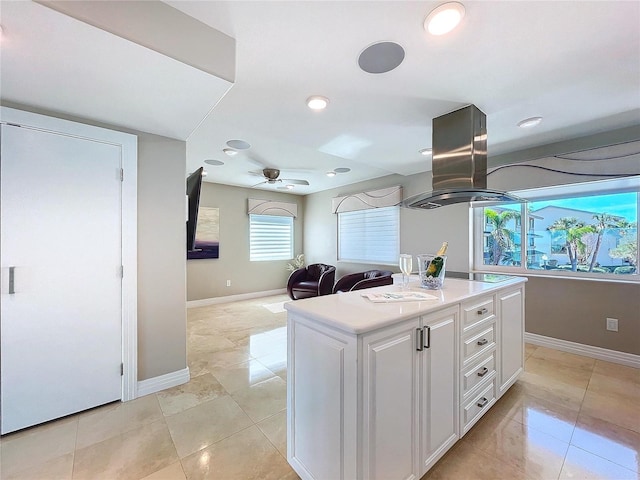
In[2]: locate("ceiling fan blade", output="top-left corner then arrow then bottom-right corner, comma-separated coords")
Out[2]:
281,178 -> 309,186
251,180 -> 268,188
248,170 -> 265,177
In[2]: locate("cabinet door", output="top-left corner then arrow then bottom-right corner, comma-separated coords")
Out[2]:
420,306 -> 458,474
362,318 -> 421,480
498,287 -> 524,396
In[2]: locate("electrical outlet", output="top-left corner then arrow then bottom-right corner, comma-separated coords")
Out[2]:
606,317 -> 618,332
226,280 -> 231,287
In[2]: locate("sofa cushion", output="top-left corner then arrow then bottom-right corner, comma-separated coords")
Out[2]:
292,281 -> 319,292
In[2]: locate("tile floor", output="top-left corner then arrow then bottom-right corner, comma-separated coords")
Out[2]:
1,293 -> 639,480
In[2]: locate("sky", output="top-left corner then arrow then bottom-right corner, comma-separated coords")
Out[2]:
530,192 -> 637,223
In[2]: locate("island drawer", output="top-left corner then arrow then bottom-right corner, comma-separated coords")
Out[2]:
462,322 -> 496,366
461,296 -> 495,333
462,379 -> 497,435
461,350 -> 496,398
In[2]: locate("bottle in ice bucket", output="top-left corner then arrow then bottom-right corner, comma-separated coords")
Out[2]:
418,242 -> 448,289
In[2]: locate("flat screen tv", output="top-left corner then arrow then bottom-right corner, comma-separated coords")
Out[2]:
186,167 -> 203,252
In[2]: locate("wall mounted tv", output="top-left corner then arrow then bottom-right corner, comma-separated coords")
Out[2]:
186,167 -> 220,259
186,167 -> 203,253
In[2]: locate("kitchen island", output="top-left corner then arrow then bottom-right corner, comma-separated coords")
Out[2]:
284,276 -> 527,480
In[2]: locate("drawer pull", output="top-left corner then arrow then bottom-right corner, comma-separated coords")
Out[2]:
477,307 -> 488,315
477,397 -> 489,408
477,338 -> 488,346
477,367 -> 488,377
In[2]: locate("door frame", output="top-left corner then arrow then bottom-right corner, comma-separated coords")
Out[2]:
1,106 -> 138,401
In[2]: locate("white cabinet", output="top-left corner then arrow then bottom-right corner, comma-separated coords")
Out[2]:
498,287 -> 525,395
286,277 -> 526,480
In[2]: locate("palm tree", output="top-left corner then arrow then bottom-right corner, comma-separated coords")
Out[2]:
547,217 -> 591,271
587,213 -> 621,272
485,209 -> 520,265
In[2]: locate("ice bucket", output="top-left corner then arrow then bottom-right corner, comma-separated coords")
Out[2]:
417,254 -> 447,289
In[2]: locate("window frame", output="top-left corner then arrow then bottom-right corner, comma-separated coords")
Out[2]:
337,205 -> 400,266
249,214 -> 294,262
472,177 -> 639,283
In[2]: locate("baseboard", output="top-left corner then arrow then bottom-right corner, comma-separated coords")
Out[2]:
137,367 -> 190,397
524,332 -> 640,368
187,288 -> 287,308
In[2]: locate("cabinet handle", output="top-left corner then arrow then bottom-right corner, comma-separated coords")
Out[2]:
8,266 -> 15,294
424,326 -> 431,349
416,328 -> 423,351
477,307 -> 488,315
477,367 -> 488,377
477,338 -> 488,346
477,397 -> 488,408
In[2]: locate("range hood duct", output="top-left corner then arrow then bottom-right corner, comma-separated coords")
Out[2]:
403,104 -> 525,209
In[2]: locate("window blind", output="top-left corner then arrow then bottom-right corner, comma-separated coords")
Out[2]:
249,214 -> 294,261
338,206 -> 399,264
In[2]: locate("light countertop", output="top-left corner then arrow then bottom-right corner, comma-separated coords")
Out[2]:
284,276 -> 527,334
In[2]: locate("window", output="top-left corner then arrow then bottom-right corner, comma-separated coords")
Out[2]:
338,206 -> 399,264
474,178 -> 639,280
249,214 -> 293,261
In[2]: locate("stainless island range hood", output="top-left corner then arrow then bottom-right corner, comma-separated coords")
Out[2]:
403,104 -> 525,209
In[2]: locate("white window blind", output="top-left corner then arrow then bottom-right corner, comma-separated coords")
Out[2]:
250,214 -> 294,261
338,206 -> 399,264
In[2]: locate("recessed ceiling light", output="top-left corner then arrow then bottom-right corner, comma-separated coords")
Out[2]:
517,116 -> 543,128
334,167 -> 351,174
307,96 -> 329,110
226,139 -> 251,150
204,159 -> 224,166
424,2 -> 466,36
326,171 -> 337,177
419,148 -> 433,156
223,148 -> 238,156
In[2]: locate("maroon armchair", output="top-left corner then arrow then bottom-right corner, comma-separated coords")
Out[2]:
332,270 -> 393,294
287,263 -> 336,300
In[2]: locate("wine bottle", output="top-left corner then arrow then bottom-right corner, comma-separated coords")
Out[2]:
426,242 -> 448,276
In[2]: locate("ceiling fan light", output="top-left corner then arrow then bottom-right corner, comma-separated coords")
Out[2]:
307,96 -> 329,110
425,2 -> 465,36
517,116 -> 543,128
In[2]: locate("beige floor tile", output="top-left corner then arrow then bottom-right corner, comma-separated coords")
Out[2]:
2,452 -> 74,480
165,395 -> 253,458
571,413 -> 640,473
230,376 -> 287,423
187,333 -> 236,355
76,395 -> 164,449
257,411 -> 287,457
581,389 -> 640,434
465,411 -> 569,479
72,420 -> 178,480
209,359 -> 276,394
515,371 -> 587,412
524,342 -> 537,359
0,416 -> 77,478
197,346 -> 253,370
531,346 -> 595,371
422,441 -> 527,480
587,372 -> 640,400
525,355 -> 592,389
180,425 -> 294,480
139,461 -> 186,480
256,352 -> 288,377
559,445 -> 638,480
593,361 -> 640,385
491,388 -> 578,443
156,373 -> 227,416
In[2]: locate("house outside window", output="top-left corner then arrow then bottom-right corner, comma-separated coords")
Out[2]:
474,178 -> 639,279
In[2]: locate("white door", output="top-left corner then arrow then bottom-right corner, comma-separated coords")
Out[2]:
1,123 -> 123,434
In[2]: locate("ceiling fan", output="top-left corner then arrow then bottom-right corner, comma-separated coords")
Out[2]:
251,168 -> 310,189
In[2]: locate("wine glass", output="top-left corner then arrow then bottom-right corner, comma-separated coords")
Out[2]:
399,254 -> 413,290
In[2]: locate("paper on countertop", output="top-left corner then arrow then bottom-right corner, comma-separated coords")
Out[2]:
361,291 -> 439,303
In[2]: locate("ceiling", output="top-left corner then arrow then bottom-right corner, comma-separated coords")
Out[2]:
2,1 -> 639,195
